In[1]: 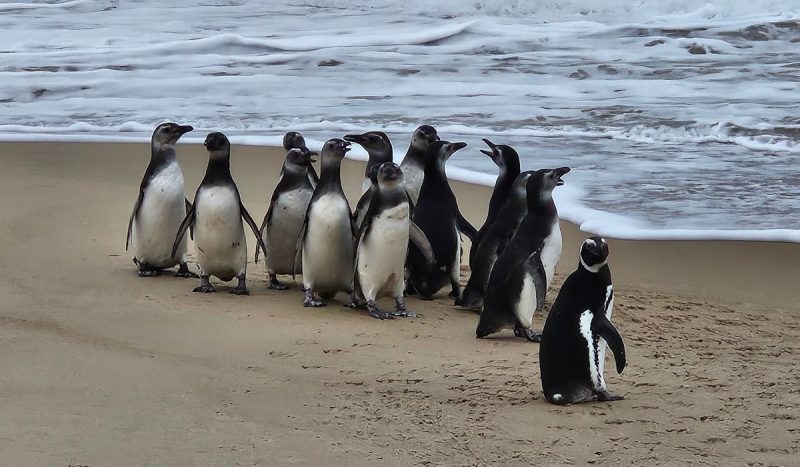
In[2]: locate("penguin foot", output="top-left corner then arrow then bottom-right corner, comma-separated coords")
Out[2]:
513,327 -> 541,343
343,300 -> 359,309
193,284 -> 216,293
303,289 -> 325,307
596,390 -> 624,402
230,287 -> 250,295
392,298 -> 417,318
175,263 -> 198,278
448,288 -> 460,299
366,301 -> 394,320
268,281 -> 289,290
138,269 -> 161,278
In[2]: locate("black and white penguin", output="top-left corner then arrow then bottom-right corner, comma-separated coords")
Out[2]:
126,122 -> 195,278
344,131 -> 393,193
400,125 -> 439,205
173,132 -> 267,295
539,237 -> 626,405
353,163 -> 381,229
406,140 -> 478,299
297,138 -> 357,307
457,170 -> 532,311
354,162 -> 435,319
468,139 -> 521,264
256,148 -> 315,290
283,131 -> 319,188
475,167 -> 570,342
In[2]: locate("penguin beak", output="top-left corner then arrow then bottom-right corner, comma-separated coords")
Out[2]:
343,134 -> 365,144
553,167 -> 570,186
306,150 -> 318,163
177,125 -> 194,135
451,142 -> 468,152
480,138 -> 498,158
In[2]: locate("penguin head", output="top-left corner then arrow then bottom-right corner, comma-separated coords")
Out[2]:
283,131 -> 306,151
284,148 -> 312,172
377,162 -> 404,188
512,171 -> 534,198
203,132 -> 230,158
366,163 -> 381,184
411,125 -> 439,150
321,138 -> 351,163
480,139 -> 520,171
526,167 -> 570,204
151,122 -> 193,149
436,140 -> 468,162
344,131 -> 392,156
579,237 -> 609,272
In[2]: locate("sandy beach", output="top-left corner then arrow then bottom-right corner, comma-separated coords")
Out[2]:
1,141 -> 798,466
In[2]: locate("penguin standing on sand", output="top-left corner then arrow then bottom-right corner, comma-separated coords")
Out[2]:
400,125 -> 439,205
354,162 -> 436,319
127,122 -> 195,277
173,132 -> 267,295
475,167 -> 570,342
540,237 -> 626,405
283,131 -> 319,188
457,170 -> 532,311
468,139 -> 521,263
406,140 -> 477,299
256,148 -> 315,290
297,138 -> 357,307
344,131 -> 393,193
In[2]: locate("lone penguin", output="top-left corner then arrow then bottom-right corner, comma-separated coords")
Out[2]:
296,138 -> 357,307
469,139 -> 521,263
257,148 -> 315,289
400,125 -> 439,205
173,132 -> 266,294
406,140 -> 477,299
354,162 -> 435,319
126,122 -> 195,277
475,167 -> 570,342
539,237 -> 626,404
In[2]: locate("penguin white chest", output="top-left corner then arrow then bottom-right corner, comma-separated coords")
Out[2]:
357,204 -> 410,299
194,186 -> 246,279
540,221 -> 562,286
265,188 -> 312,273
302,193 -> 354,291
514,272 -> 538,329
134,161 -> 187,266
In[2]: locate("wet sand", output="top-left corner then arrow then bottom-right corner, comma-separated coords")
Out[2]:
1,141 -> 798,466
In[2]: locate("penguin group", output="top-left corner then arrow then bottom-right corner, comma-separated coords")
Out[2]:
127,122 -> 627,405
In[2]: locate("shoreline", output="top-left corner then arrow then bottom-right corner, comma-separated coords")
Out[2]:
1,141 -> 798,465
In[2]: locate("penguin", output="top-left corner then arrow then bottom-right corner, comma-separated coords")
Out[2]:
283,131 -> 319,188
400,125 -> 439,205
126,122 -> 195,278
173,132 -> 267,295
468,139 -> 521,264
343,131 -> 393,193
353,163 -> 381,230
406,140 -> 478,299
457,170 -> 532,311
539,237 -> 626,405
354,162 -> 436,319
475,167 -> 570,342
296,138 -> 357,307
256,148 -> 315,290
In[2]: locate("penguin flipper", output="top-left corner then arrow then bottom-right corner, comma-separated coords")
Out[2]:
308,163 -> 320,189
172,206 -> 195,259
526,251 -> 547,311
592,311 -> 626,374
292,217 -> 308,280
185,197 -> 194,240
409,221 -> 436,266
457,212 -> 478,242
255,195 -> 276,263
240,201 -> 268,264
126,189 -> 144,251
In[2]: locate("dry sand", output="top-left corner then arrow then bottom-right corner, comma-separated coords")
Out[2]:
1,141 -> 798,466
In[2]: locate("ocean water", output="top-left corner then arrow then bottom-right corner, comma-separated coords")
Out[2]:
1,0 -> 799,241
